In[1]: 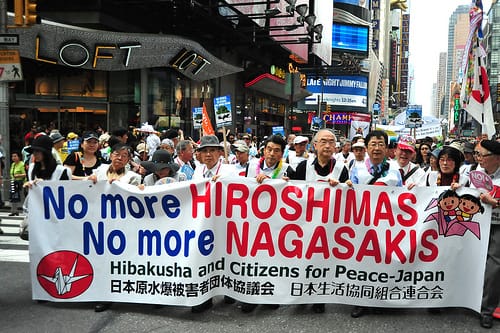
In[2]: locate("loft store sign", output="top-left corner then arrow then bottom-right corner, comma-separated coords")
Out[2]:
10,20 -> 242,81
35,37 -> 210,76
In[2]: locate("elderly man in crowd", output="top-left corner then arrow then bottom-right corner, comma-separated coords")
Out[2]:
174,140 -> 196,180
290,128 -> 351,313
476,140 -> 500,329
286,135 -> 310,171
390,135 -> 426,189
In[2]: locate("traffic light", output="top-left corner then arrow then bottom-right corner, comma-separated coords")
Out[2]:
24,0 -> 39,26
14,0 -> 24,26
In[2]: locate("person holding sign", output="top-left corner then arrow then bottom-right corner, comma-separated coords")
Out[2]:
238,135 -> 293,313
245,135 -> 294,183
290,128 -> 351,313
88,143 -> 141,186
472,140 -> 500,329
390,135 -> 426,190
425,142 -> 467,188
349,130 -> 402,318
21,135 -> 72,241
88,143 -> 140,312
191,135 -> 235,313
350,130 -> 402,188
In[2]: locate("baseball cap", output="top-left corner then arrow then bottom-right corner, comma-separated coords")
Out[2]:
397,135 -> 416,153
136,142 -> 148,154
83,131 -> 99,141
233,143 -> 249,153
352,141 -> 365,149
67,132 -> 78,140
294,136 -> 309,144
49,132 -> 65,144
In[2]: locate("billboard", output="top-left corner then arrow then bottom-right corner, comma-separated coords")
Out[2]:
332,22 -> 369,56
305,75 -> 368,107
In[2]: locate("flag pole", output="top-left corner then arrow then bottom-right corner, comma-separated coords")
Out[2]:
222,126 -> 228,164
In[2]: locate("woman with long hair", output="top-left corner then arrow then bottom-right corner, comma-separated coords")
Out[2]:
426,143 -> 467,187
416,142 -> 432,170
64,131 -> 104,180
21,135 -> 71,241
25,135 -> 71,184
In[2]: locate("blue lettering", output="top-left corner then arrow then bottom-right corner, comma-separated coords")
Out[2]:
68,194 -> 88,219
128,196 -> 145,218
107,229 -> 126,254
101,194 -> 126,219
43,186 -> 65,219
83,221 -> 104,255
144,196 -> 158,217
161,195 -> 181,218
138,230 -> 162,255
164,230 -> 182,256
83,221 -> 125,255
199,230 -> 214,256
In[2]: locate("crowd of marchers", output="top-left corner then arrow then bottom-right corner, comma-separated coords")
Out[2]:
0,123 -> 499,329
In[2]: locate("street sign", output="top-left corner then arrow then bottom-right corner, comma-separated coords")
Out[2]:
0,34 -> 19,45
0,50 -> 23,81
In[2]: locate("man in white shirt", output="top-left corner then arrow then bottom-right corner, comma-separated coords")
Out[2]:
232,140 -> 251,176
245,135 -> 294,183
192,135 -> 234,181
335,140 -> 355,168
286,135 -> 310,171
174,140 -> 196,180
390,135 -> 426,189
348,140 -> 366,173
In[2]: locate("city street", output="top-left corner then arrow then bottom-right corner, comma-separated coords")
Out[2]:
0,210 -> 494,333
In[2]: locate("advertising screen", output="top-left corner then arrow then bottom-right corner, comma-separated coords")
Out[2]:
332,22 -> 369,56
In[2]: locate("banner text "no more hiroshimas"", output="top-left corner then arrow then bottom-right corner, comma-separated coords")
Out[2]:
40,182 -> 439,264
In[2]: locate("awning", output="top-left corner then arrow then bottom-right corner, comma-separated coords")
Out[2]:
245,73 -> 311,102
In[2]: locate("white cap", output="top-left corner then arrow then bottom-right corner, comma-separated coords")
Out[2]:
293,136 -> 309,144
352,141 -> 366,149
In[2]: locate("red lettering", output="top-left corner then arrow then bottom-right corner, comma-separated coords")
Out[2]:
278,224 -> 303,258
384,230 -> 406,263
215,181 -> 222,217
189,182 -> 211,218
252,185 -> 277,219
226,183 -> 250,219
409,229 -> 417,263
280,185 -> 303,221
333,188 -> 342,223
333,226 -> 355,259
305,226 -> 330,259
250,222 -> 275,256
397,192 -> 418,227
306,187 -> 331,223
373,192 -> 395,227
356,229 -> 382,263
226,221 -> 248,256
344,189 -> 371,225
419,229 -> 439,262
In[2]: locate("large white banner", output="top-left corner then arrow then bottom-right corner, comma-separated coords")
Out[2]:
28,179 -> 491,312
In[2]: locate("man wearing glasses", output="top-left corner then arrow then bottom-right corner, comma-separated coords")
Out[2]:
475,140 -> 500,329
350,130 -> 402,187
349,130 -> 402,318
289,128 -> 351,314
